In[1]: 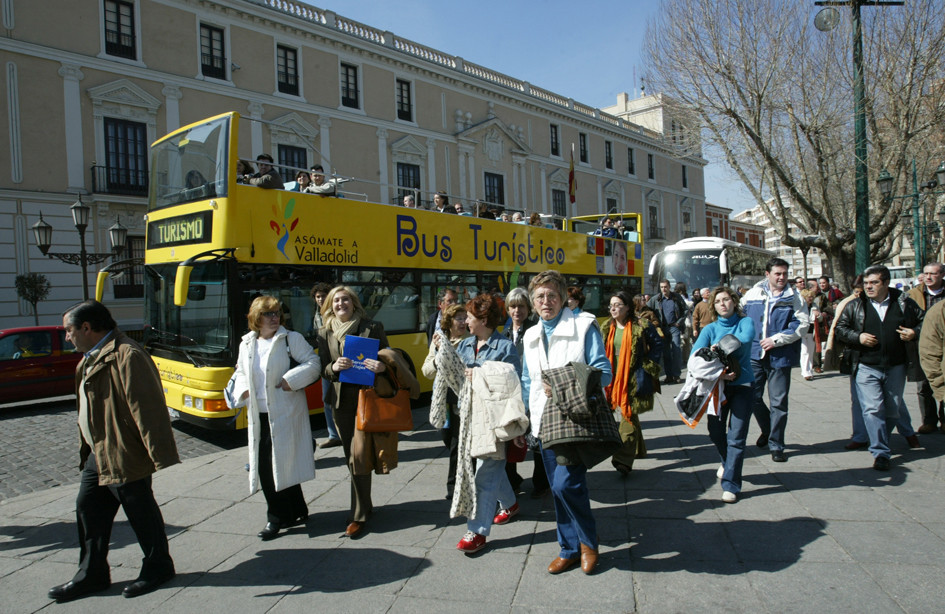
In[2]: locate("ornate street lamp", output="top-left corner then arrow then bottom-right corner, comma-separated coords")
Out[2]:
877,161 -> 945,275
31,196 -> 126,301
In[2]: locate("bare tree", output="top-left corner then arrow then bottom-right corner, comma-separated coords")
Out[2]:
643,0 -> 945,289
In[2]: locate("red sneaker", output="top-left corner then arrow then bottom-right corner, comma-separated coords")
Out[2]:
456,531 -> 486,553
493,502 -> 520,525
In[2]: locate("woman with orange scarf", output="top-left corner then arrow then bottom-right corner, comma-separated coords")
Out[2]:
601,290 -> 663,475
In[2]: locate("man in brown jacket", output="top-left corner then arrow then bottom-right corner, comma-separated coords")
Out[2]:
691,288 -> 714,341
910,263 -> 945,433
49,300 -> 179,603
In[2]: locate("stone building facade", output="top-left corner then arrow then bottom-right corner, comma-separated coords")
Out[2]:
0,0 -> 705,327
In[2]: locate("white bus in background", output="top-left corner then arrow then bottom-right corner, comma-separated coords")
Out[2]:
887,265 -> 915,290
647,237 -> 775,294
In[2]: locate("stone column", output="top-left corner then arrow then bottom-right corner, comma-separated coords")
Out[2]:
59,63 -> 85,193
318,117 -> 331,169
377,128 -> 389,204
162,85 -> 182,133
247,101 -> 264,157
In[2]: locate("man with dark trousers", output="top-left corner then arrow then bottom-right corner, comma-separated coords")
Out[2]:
742,257 -> 808,462
48,300 -> 179,602
647,279 -> 688,384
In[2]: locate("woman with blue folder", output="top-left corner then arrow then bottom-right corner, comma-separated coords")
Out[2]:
316,286 -> 389,539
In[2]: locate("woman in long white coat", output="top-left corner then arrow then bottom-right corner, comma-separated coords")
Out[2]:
231,296 -> 321,541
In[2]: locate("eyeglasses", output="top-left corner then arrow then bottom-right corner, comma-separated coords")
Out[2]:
533,292 -> 561,303
261,311 -> 281,318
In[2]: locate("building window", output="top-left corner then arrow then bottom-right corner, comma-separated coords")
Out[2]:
104,0 -> 136,60
397,162 -> 421,203
113,236 -> 145,299
682,165 -> 688,189
484,172 -> 505,205
277,45 -> 299,96
103,117 -> 148,195
605,141 -> 613,170
579,133 -> 588,163
395,79 -> 412,122
647,153 -> 655,179
550,124 -> 560,157
200,24 -> 226,80
552,189 -> 567,218
628,147 -> 635,175
606,197 -> 618,214
340,63 -> 359,109
278,145 -> 307,183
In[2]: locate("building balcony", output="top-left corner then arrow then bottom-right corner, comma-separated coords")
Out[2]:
91,165 -> 149,197
647,226 -> 666,240
682,229 -> 698,238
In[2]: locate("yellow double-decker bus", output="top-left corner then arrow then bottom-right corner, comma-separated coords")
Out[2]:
100,112 -> 643,429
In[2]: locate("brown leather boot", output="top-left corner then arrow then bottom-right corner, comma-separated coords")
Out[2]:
580,543 -> 599,574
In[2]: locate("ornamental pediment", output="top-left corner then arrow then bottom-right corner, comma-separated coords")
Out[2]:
271,112 -> 318,138
457,117 -> 529,157
87,79 -> 161,112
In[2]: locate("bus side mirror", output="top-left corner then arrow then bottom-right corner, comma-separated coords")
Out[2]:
95,271 -> 110,302
174,265 -> 194,306
720,250 -> 729,275
647,255 -> 657,276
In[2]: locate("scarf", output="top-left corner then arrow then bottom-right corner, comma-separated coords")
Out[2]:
604,318 -> 660,420
329,316 -> 360,352
605,319 -> 634,420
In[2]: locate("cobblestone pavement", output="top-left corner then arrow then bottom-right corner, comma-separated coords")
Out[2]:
0,396 -> 249,502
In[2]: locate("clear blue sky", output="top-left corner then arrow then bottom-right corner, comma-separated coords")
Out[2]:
306,0 -> 756,213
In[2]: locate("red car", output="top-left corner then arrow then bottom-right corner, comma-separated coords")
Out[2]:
0,326 -> 83,403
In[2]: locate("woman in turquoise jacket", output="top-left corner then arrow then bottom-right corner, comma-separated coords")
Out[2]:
691,286 -> 755,503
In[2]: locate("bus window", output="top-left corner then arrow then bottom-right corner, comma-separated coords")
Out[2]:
343,272 -> 420,335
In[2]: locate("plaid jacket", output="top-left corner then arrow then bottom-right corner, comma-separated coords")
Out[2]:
539,362 -> 620,468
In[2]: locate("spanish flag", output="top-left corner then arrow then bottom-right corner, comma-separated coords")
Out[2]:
568,146 -> 576,204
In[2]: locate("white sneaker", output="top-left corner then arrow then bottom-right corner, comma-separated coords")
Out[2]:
722,491 -> 737,503
717,465 -> 725,479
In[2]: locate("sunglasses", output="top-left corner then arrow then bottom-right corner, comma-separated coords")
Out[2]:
261,311 -> 281,318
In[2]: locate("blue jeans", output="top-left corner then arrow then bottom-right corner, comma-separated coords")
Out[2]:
850,375 -> 867,443
663,326 -> 682,378
322,377 -> 340,440
751,357 -> 792,451
854,363 -> 906,459
706,384 -> 752,494
849,373 -> 914,443
540,443 -> 597,559
467,457 -> 515,536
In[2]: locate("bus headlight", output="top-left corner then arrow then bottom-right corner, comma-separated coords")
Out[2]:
183,394 -> 227,412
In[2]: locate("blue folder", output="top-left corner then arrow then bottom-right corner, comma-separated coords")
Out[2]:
339,336 -> 380,386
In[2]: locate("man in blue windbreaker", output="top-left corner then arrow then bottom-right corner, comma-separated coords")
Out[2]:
742,257 -> 809,462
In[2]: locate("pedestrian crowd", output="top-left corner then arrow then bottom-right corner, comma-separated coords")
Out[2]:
48,258 -> 945,603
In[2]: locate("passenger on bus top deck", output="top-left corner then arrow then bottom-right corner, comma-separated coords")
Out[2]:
294,170 -> 311,192
403,194 -> 417,208
454,202 -> 467,215
305,164 -> 336,196
246,154 -> 284,189
235,159 -> 251,184
512,212 -> 524,223
528,213 -> 543,227
595,217 -> 618,238
500,212 -> 511,222
434,191 -> 456,214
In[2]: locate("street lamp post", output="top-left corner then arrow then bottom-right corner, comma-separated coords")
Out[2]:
876,161 -> 945,275
814,0 -> 904,274
31,196 -> 127,301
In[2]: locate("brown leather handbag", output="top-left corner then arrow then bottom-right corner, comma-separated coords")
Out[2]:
356,388 -> 413,432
